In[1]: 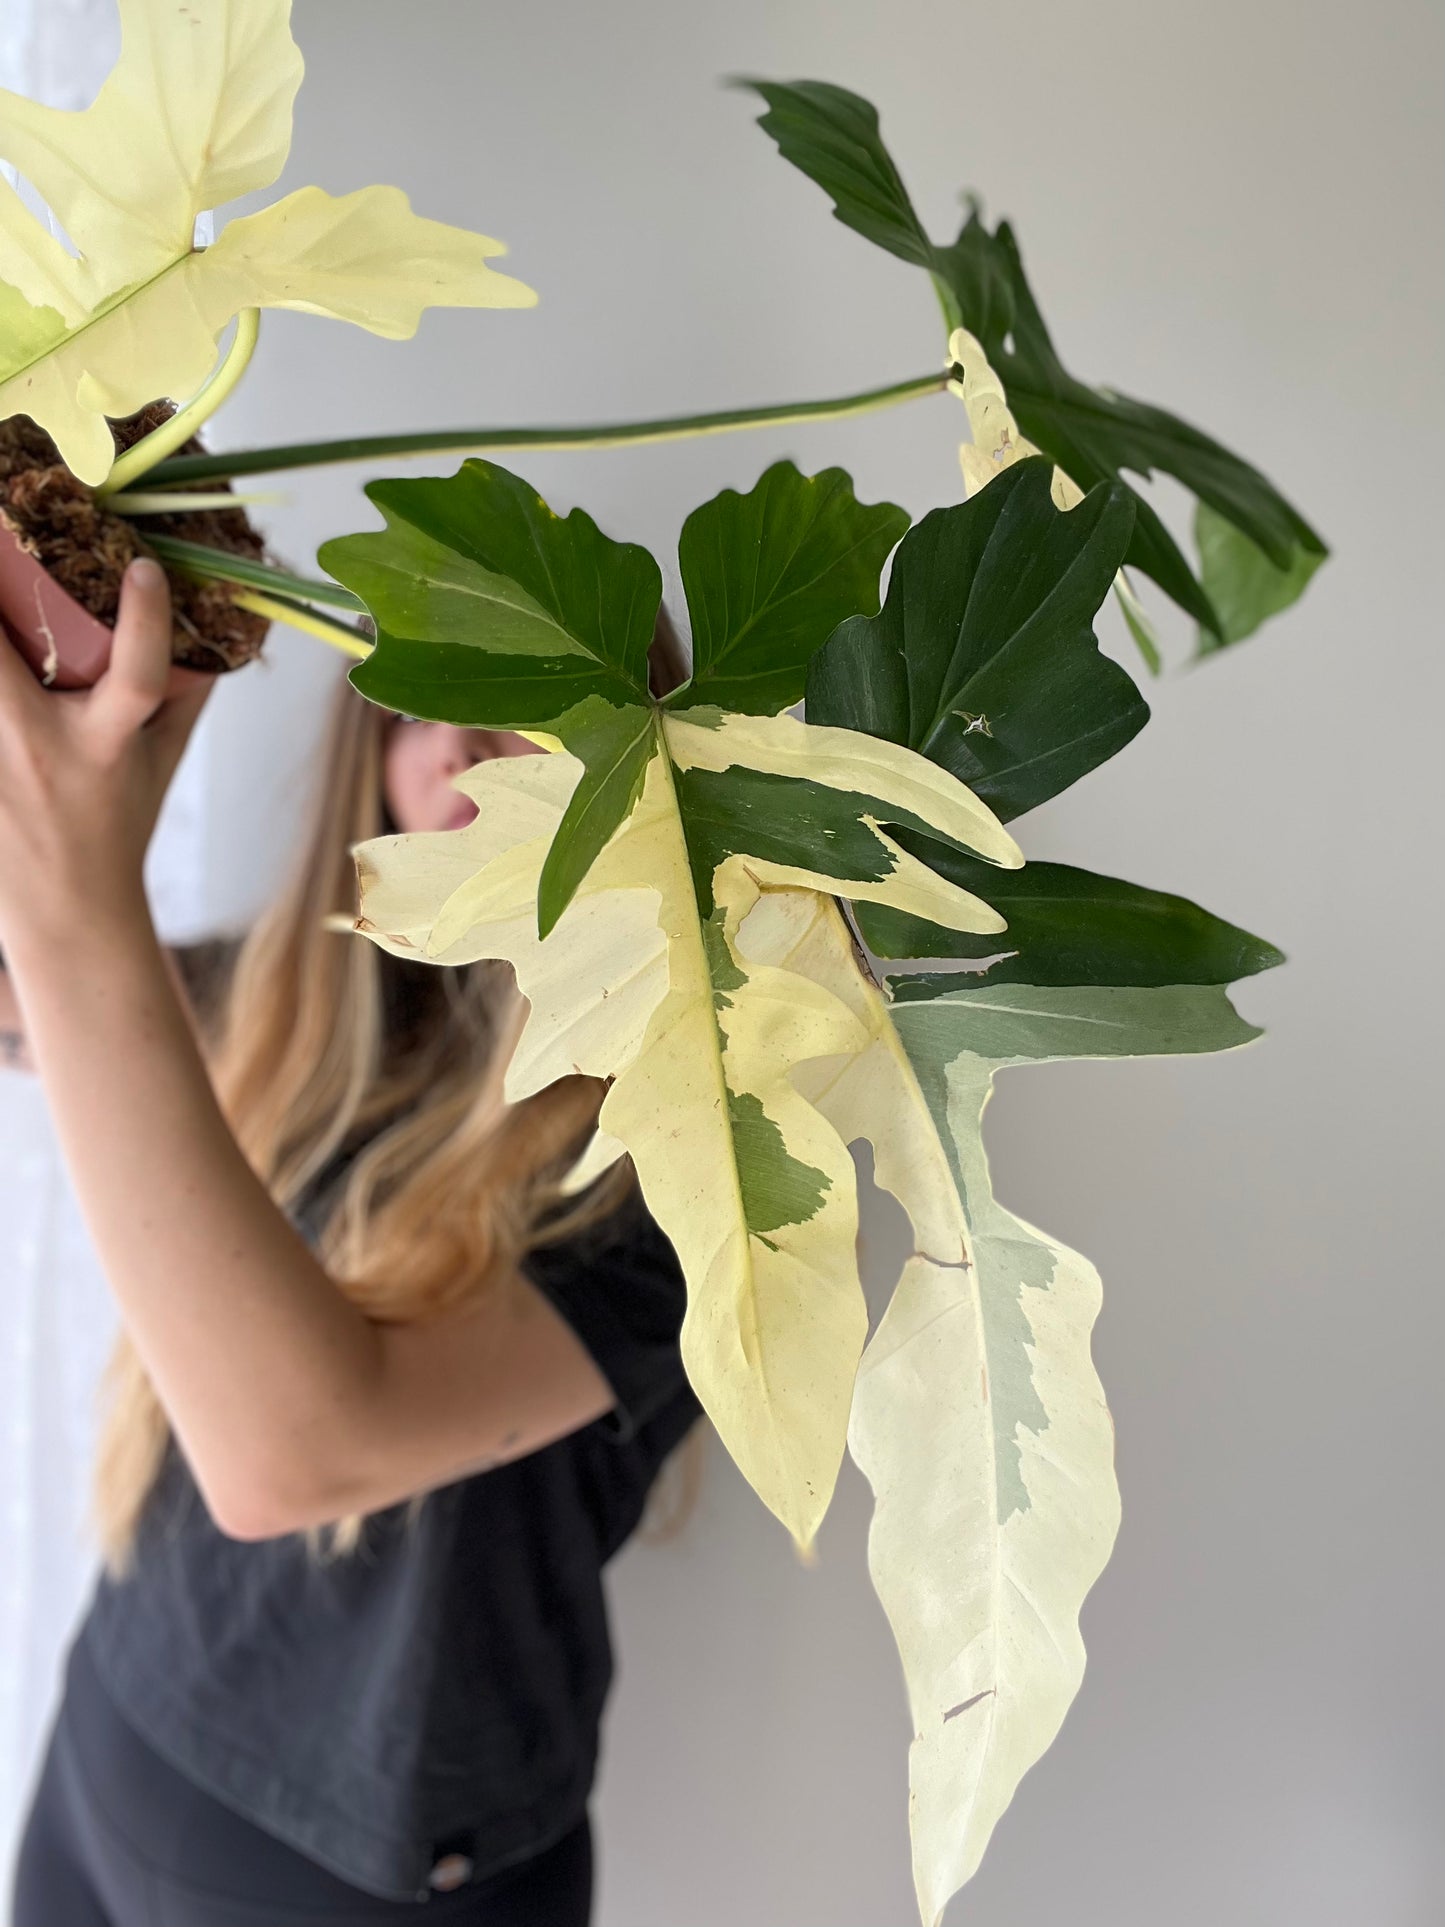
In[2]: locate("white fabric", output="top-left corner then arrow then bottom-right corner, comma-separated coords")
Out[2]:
0,1074 -> 120,1887
0,0 -> 218,1889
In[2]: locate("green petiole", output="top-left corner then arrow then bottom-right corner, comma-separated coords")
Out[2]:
143,533 -> 366,612
229,589 -> 373,659
97,309 -> 262,501
143,369 -> 951,485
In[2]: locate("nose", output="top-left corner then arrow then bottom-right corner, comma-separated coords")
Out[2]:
437,724 -> 477,774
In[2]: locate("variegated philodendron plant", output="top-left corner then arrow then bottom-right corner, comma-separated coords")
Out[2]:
1,10 -> 1323,1919
317,81 -> 1320,1927
322,444 -> 1290,1924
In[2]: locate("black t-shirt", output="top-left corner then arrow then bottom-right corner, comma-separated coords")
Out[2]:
80,1179 -> 702,1902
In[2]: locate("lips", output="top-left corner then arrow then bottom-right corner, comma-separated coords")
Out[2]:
445,798 -> 479,830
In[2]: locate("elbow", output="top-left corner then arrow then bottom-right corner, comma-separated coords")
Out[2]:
204,1480 -> 304,1544
213,1509 -> 283,1545
190,1340 -> 399,1542
200,1464 -> 356,1545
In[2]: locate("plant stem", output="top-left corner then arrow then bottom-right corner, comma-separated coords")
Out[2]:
108,489 -> 284,515
230,590 -> 373,659
144,533 -> 366,611
96,309 -> 261,502
146,369 -> 950,485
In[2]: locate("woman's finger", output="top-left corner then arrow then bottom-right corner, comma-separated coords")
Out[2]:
91,558 -> 175,736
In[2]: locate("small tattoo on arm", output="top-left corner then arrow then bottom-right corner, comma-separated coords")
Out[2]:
0,1027 -> 29,1070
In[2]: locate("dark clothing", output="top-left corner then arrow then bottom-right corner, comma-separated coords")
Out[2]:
14,1631 -> 594,1926
74,1182 -> 702,1903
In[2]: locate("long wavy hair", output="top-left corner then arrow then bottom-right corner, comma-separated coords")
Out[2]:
93,609 -> 701,1575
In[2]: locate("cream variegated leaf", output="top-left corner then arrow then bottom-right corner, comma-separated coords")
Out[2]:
731,889 -> 1108,1920
734,891 -> 1264,1924
351,712 -> 1023,1548
353,753 -> 668,1104
0,0 -> 533,481
948,326 -> 1082,510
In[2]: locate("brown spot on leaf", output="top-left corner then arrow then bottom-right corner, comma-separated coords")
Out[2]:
942,1688 -> 995,1723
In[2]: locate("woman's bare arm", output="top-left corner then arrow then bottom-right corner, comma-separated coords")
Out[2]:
0,942 -> 219,1075
0,564 -> 615,1540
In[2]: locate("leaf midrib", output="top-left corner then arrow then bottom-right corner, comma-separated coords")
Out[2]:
0,247 -> 197,388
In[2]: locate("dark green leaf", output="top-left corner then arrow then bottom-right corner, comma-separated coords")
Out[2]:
929,208 -> 1017,346
743,76 -> 1327,637
343,634 -> 626,724
731,77 -> 934,267
321,460 -> 667,934
1194,499 -> 1327,653
537,699 -> 657,938
858,847 -> 1285,984
948,219 -> 1330,639
671,459 -> 908,714
805,458 -> 1147,821
319,459 -> 661,726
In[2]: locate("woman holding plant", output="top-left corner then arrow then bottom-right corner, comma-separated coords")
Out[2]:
0,0 -> 1328,1912
3,561 -> 702,1926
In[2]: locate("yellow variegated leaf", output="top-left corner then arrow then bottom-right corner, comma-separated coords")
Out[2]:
0,0 -> 302,305
352,710 -> 1021,1547
57,186 -> 533,437
734,887 -> 1120,1926
354,753 -> 668,1103
0,0 -> 533,481
353,746 -> 865,1540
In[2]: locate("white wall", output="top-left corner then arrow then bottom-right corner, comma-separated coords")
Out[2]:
104,1 -> 1445,1921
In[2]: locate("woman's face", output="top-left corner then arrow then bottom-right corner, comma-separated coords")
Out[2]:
382,719 -> 544,834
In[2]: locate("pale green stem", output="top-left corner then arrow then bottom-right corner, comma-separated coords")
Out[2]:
107,488 -> 284,515
230,589 -> 373,660
96,309 -> 261,502
145,369 -> 950,486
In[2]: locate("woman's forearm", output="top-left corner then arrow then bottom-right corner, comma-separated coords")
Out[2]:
4,899 -> 388,1535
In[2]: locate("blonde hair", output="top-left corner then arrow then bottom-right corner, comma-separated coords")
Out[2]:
93,608 -> 701,1573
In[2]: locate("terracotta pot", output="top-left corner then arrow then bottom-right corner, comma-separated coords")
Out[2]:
0,515 -> 115,688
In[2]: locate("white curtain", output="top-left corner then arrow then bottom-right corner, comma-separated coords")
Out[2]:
0,0 -> 219,1887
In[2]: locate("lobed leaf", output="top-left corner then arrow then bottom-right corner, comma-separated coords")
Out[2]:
349,705 -> 1023,1548
1194,498 -> 1327,653
741,881 -> 1269,1920
806,457 -> 1147,822
0,0 -> 533,483
859,846 -> 1287,984
673,459 -> 909,715
326,457 -> 916,935
739,75 -> 1327,643
326,461 -> 663,711
728,77 -> 935,268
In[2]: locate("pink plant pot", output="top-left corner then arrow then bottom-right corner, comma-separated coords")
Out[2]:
0,516 -> 116,688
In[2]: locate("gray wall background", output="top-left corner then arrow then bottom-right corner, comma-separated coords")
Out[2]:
195,2 -> 1443,1921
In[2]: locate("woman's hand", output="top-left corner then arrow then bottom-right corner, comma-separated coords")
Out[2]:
0,558 -> 213,949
